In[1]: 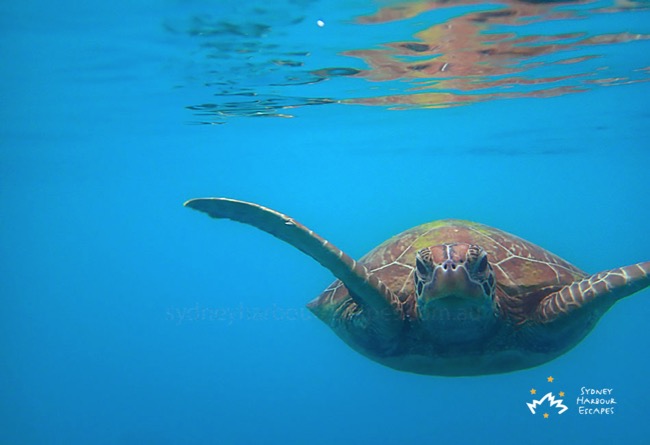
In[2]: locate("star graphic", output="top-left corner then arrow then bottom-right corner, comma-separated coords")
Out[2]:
530,388 -> 537,395
559,391 -> 565,397
547,376 -> 554,383
543,413 -> 549,419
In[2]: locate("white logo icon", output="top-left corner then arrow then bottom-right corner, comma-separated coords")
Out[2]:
527,391 -> 569,415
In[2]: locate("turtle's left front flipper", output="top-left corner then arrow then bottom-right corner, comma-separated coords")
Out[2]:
184,197 -> 405,338
536,261 -> 650,323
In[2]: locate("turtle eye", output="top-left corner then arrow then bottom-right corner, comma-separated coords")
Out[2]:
482,281 -> 493,296
477,255 -> 488,274
416,279 -> 424,297
416,257 -> 429,276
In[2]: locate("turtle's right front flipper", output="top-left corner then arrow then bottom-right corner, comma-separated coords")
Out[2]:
536,261 -> 650,324
185,198 -> 405,336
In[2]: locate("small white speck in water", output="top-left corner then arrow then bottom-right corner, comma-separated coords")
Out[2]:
316,19 -> 325,28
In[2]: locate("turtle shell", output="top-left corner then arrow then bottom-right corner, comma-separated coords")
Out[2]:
308,219 -> 587,324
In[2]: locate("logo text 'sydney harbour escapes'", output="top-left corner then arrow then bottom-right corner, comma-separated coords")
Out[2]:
526,377 -> 617,418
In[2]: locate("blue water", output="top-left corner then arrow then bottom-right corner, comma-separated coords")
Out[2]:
2,1 -> 649,444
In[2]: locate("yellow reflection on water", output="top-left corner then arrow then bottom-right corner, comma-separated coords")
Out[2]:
343,0 -> 649,109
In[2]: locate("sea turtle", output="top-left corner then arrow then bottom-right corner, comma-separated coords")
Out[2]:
185,198 -> 650,376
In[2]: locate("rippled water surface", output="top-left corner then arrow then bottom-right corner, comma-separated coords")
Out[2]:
167,0 -> 650,122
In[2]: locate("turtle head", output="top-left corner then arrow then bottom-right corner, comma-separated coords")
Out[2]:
414,243 -> 497,341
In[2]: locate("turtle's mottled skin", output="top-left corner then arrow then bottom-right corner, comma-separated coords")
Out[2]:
186,198 -> 650,376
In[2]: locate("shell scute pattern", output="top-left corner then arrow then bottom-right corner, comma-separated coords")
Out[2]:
310,220 -> 587,315
483,228 -> 586,296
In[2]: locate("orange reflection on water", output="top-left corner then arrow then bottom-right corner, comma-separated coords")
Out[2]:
343,0 -> 649,108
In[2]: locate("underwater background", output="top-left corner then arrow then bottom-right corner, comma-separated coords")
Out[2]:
1,0 -> 649,444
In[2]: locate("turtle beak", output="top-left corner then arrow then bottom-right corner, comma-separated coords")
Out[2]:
420,260 -> 485,305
